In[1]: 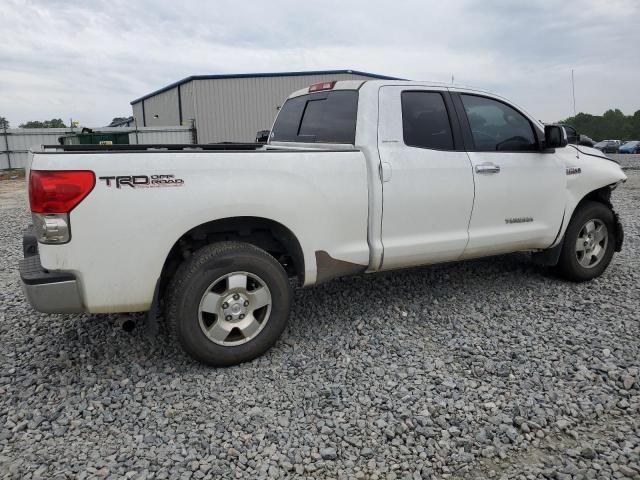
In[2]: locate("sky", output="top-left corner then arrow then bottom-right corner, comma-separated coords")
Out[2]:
1,0 -> 639,128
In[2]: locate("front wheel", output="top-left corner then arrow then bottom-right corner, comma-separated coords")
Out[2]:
555,201 -> 617,282
165,242 -> 291,366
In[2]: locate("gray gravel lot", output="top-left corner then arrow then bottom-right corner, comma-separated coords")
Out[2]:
1,172 -> 639,479
610,154 -> 640,170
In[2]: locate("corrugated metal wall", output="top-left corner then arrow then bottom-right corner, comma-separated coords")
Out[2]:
131,73 -> 377,143
179,82 -> 196,126
1,126 -> 194,170
1,128 -> 72,169
127,126 -> 192,144
132,103 -> 144,126
141,88 -> 181,127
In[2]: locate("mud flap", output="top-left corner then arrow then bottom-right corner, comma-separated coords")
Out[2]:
144,279 -> 161,337
614,210 -> 624,252
531,241 -> 563,266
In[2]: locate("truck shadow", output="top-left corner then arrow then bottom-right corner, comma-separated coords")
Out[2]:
22,253 -> 560,377
287,252 -> 553,334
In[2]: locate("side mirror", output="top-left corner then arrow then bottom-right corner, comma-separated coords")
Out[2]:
544,125 -> 568,149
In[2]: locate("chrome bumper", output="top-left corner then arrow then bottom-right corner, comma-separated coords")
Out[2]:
19,227 -> 84,314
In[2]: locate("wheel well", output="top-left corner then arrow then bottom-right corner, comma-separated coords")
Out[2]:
573,185 -> 623,252
567,186 -> 616,246
576,186 -> 613,210
160,217 -> 305,289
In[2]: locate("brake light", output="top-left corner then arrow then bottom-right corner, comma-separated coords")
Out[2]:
29,170 -> 95,214
309,81 -> 336,93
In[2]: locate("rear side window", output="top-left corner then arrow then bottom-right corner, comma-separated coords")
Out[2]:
271,90 -> 358,143
461,94 -> 538,152
401,91 -> 454,150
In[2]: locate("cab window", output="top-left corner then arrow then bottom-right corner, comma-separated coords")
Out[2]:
271,90 -> 358,143
401,91 -> 454,150
461,95 -> 538,152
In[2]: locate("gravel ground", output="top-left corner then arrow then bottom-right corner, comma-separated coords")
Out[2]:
1,173 -> 639,480
609,154 -> 640,170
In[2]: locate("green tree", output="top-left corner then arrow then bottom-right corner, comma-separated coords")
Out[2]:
109,117 -> 130,126
559,109 -> 640,141
19,118 -> 67,128
632,110 -> 640,139
0,116 -> 8,129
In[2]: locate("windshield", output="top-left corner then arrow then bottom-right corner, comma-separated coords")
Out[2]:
271,90 -> 359,143
594,141 -> 607,147
622,141 -> 639,147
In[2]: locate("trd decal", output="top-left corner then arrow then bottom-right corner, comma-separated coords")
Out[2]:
99,174 -> 184,188
566,167 -> 582,176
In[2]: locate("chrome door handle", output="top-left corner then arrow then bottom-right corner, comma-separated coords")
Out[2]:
475,163 -> 501,174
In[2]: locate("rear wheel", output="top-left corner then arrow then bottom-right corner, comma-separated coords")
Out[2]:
555,201 -> 616,282
165,242 -> 291,366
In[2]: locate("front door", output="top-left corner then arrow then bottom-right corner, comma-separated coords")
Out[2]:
378,86 -> 475,270
452,93 -> 566,258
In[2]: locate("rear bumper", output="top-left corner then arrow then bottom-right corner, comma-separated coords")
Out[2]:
19,228 -> 84,314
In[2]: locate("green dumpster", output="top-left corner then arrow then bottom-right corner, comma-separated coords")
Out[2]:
61,132 -> 130,145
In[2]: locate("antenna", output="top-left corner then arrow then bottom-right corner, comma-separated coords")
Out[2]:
571,69 -> 576,117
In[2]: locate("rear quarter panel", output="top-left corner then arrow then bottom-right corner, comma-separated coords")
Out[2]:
33,150 -> 369,312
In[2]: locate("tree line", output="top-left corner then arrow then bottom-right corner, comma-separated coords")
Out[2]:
559,109 -> 640,142
1,117 -> 130,129
0,117 -> 67,129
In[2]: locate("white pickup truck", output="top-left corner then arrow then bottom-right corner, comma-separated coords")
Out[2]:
20,79 -> 626,366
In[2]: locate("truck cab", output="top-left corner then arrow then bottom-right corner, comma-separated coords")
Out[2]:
272,80 -> 624,271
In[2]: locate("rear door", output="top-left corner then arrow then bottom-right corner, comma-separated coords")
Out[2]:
378,86 -> 475,270
451,92 -> 566,258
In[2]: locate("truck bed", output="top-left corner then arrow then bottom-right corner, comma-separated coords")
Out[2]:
30,146 -> 371,311
44,143 -> 265,152
42,143 -> 359,153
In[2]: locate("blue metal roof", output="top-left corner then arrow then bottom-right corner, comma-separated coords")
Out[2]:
130,69 -> 401,105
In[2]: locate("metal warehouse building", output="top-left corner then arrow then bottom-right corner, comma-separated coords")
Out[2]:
130,70 -> 397,144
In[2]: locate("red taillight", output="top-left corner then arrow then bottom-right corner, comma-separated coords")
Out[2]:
29,170 -> 95,214
309,81 -> 336,93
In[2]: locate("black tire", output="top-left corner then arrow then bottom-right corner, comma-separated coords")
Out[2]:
555,201 -> 616,282
165,241 -> 291,366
